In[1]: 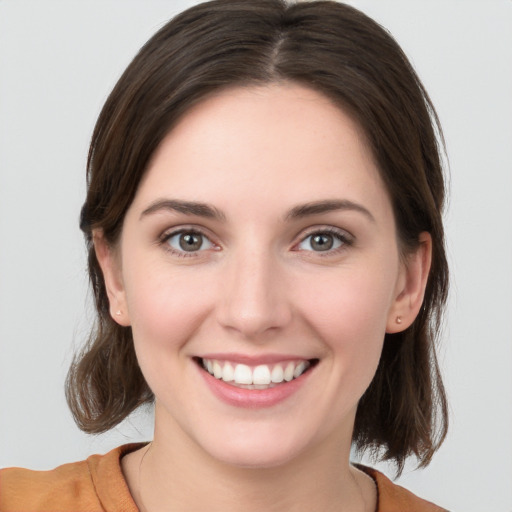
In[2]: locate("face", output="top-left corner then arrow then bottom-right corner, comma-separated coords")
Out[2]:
98,84 -> 430,469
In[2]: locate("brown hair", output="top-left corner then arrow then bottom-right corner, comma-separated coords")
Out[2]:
67,0 -> 448,473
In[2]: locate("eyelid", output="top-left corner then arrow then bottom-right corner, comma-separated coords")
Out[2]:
159,225 -> 220,257
293,225 -> 354,253
157,224 -> 353,257
159,223 -> 215,240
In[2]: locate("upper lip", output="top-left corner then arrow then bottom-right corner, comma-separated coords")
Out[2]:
196,353 -> 315,365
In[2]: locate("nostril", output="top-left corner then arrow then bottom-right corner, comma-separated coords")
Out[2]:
215,266 -> 292,337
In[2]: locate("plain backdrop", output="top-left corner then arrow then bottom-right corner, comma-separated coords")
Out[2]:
1,1 -> 511,510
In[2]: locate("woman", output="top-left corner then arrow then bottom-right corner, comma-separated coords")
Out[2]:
0,1 -> 449,510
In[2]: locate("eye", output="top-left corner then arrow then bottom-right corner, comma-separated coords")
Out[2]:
164,230 -> 215,254
296,229 -> 350,253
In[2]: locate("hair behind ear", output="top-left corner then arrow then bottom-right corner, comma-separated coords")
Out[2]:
66,320 -> 153,433
353,307 -> 448,475
65,236 -> 153,433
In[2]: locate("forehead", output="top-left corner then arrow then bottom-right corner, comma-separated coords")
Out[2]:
132,83 -> 390,219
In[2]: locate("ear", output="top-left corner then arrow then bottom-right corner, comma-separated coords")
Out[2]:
386,232 -> 432,333
93,229 -> 131,327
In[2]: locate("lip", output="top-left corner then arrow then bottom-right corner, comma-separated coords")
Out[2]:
196,356 -> 316,409
197,352 -> 311,365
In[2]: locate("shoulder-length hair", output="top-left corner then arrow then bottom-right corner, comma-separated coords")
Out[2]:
68,0 -> 448,474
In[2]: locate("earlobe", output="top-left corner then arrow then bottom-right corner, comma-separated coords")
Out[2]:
386,232 -> 432,333
93,230 -> 131,327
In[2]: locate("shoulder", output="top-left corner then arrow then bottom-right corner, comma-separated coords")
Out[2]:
0,458 -> 100,512
358,465 -> 448,512
0,444 -> 142,512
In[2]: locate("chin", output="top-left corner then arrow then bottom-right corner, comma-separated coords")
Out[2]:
208,444 -> 301,470
193,421 -> 316,470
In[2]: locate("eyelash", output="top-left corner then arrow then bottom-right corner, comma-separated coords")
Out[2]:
159,226 -> 354,258
159,228 -> 217,258
294,227 -> 354,256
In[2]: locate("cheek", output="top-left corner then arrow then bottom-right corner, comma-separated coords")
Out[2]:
122,260 -> 220,405
297,263 -> 396,366
123,258 -> 216,352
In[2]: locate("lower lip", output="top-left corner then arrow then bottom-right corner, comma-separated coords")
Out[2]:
197,363 -> 313,409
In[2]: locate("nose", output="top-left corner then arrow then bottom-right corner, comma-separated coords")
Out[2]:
216,246 -> 292,340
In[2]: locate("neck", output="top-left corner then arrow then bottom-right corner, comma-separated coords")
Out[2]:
123,412 -> 375,512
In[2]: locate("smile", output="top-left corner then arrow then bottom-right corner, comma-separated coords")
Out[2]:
199,358 -> 314,389
195,356 -> 318,408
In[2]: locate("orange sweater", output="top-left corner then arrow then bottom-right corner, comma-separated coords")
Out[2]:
0,444 -> 447,511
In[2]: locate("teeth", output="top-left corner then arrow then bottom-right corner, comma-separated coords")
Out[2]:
284,362 -> 295,382
202,359 -> 311,387
233,364 -> 252,384
213,361 -> 223,379
221,362 -> 234,382
293,361 -> 307,379
271,365 -> 284,383
253,365 -> 271,385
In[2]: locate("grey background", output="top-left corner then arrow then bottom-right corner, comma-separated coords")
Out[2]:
1,1 -> 511,510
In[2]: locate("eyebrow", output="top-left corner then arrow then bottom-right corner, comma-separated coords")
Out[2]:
140,199 -> 226,221
284,199 -> 375,223
140,198 -> 374,223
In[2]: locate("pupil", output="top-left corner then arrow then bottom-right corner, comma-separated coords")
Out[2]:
179,233 -> 201,251
312,234 -> 333,251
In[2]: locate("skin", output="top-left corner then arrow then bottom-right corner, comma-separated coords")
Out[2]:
95,83 -> 431,512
